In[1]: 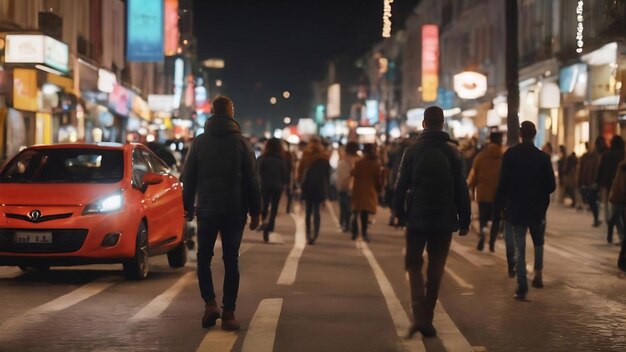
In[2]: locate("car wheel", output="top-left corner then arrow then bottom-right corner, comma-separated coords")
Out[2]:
123,221 -> 149,280
167,225 -> 188,268
18,265 -> 50,272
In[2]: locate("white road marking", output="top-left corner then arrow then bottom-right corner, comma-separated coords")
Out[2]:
325,200 -> 343,232
268,232 -> 285,244
432,302 -> 475,351
450,240 -> 495,267
130,272 -> 195,321
277,203 -> 306,285
0,267 -> 23,279
241,298 -> 283,352
444,267 -> 475,290
358,239 -> 426,352
196,330 -> 238,352
0,276 -> 119,339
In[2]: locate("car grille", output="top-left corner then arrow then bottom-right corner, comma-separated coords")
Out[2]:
5,213 -> 73,223
0,229 -> 88,253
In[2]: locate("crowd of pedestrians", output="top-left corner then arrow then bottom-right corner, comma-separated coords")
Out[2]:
180,96 -> 626,338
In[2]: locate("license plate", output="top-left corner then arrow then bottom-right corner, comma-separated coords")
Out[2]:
14,232 -> 53,244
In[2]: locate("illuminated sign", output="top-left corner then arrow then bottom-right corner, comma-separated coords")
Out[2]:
98,69 -> 117,93
365,100 -> 379,125
108,83 -> 130,116
127,0 -> 164,62
164,0 -> 179,56
5,34 -> 69,73
172,57 -> 184,109
576,1 -> 584,54
327,84 -> 341,118
421,25 -> 439,102
382,0 -> 394,38
148,94 -> 174,113
453,71 -> 488,100
13,68 -> 38,112
203,59 -> 225,69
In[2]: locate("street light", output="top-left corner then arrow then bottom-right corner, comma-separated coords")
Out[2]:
283,117 -> 291,124
216,80 -> 223,87
283,91 -> 291,99
270,97 -> 277,105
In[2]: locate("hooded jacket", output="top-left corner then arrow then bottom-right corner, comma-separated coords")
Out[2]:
467,143 -> 503,202
182,115 -> 261,217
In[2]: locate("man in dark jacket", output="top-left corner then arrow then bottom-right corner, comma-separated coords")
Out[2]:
495,121 -> 556,300
182,96 -> 261,331
598,135 -> 626,243
394,106 -> 471,338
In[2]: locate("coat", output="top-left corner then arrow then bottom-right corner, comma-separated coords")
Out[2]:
495,141 -> 556,226
351,156 -> 382,213
258,154 -> 289,192
394,129 -> 471,232
297,144 -> 329,183
467,143 -> 503,203
578,150 -> 601,188
336,154 -> 360,192
598,148 -> 625,189
182,116 -> 262,217
610,161 -> 626,204
301,158 -> 331,202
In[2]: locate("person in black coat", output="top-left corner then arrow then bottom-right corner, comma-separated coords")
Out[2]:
182,96 -> 262,331
495,121 -> 556,300
258,138 -> 289,242
394,106 -> 470,339
598,135 -> 626,243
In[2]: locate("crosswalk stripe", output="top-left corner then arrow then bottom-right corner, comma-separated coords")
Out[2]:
445,267 -> 475,290
130,272 -> 195,321
0,267 -> 23,279
196,330 -> 238,352
358,239 -> 426,352
0,276 -> 119,340
277,204 -> 306,285
241,298 -> 283,352
450,239 -> 495,267
433,302 -> 475,351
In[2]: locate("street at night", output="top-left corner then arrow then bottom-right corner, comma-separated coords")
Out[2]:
2,0 -> 626,351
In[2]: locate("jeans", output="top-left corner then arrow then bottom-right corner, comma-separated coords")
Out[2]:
351,211 -> 369,239
285,186 -> 293,214
262,188 -> 282,232
196,213 -> 246,310
338,191 -> 351,231
580,187 -> 600,223
507,221 -> 545,294
478,202 -> 500,247
607,202 -> 625,243
405,230 -> 452,325
305,199 -> 322,242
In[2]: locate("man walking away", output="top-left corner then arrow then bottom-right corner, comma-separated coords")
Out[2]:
495,121 -> 556,300
598,136 -> 626,244
336,142 -> 360,232
609,159 -> 626,271
394,106 -> 471,338
182,96 -> 262,330
579,138 -> 605,227
468,131 -> 504,252
298,136 -> 331,244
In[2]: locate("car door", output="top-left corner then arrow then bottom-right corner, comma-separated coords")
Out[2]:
132,147 -> 167,247
142,148 -> 182,245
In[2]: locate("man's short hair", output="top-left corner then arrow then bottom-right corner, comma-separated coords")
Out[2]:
424,106 -> 444,129
520,121 -> 537,140
212,96 -> 234,117
490,131 -> 503,145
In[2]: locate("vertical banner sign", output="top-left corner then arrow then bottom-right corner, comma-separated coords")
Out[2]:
421,25 -> 439,102
127,0 -> 164,62
164,0 -> 179,56
327,84 -> 341,118
13,68 -> 39,112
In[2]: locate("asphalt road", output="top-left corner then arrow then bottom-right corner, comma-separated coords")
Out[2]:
1,201 -> 625,352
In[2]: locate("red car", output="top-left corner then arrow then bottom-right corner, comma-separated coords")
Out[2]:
0,143 -> 187,279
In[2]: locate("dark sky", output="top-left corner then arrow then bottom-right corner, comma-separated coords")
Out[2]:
194,0 -> 420,129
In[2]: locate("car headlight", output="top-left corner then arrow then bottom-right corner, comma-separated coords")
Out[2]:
83,192 -> 123,215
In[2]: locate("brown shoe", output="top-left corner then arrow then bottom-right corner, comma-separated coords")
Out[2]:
202,301 -> 221,328
221,309 -> 240,331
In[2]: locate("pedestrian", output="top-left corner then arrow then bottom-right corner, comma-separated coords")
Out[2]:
578,138 -> 605,227
258,138 -> 289,242
336,141 -> 360,232
282,141 -> 295,214
495,121 -> 556,300
351,143 -> 382,241
560,146 -> 578,207
609,159 -> 626,271
182,96 -> 262,331
598,135 -> 626,244
298,136 -> 331,244
542,142 -> 553,156
467,131 -> 503,252
394,106 -> 471,338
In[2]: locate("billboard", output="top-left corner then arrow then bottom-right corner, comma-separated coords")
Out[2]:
421,25 -> 439,102
5,34 -> 69,73
327,84 -> 341,118
13,68 -> 38,112
164,0 -> 180,56
127,0 -> 164,62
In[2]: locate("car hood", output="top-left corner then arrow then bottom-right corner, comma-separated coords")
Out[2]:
0,183 -> 124,206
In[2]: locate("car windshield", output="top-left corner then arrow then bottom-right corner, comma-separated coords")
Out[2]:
0,148 -> 124,184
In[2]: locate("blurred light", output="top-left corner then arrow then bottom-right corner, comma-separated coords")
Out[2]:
42,83 -> 60,95
283,117 -> 292,124
35,64 -> 63,76
287,135 -> 300,145
462,109 -> 477,118
216,79 -> 223,87
274,129 -> 283,139
270,97 -> 277,105
183,39 -> 188,45
390,127 -> 401,139
283,91 -> 291,99
382,0 -> 394,38
576,1 -> 584,53
356,127 -> 377,136
176,47 -> 182,54
443,108 -> 462,118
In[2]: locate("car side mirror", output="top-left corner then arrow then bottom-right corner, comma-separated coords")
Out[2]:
142,172 -> 163,189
